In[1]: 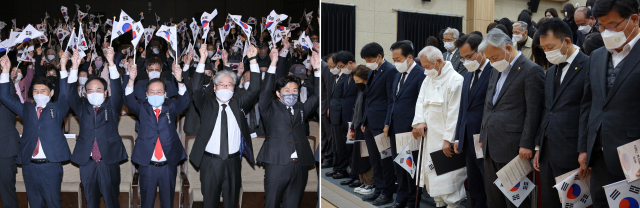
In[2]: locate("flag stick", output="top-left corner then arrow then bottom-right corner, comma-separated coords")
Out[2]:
414,135 -> 425,208
110,16 -> 115,46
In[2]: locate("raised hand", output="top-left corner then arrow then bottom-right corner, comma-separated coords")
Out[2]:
221,50 -> 228,64
282,38 -> 290,50
172,61 -> 182,81
269,48 -> 279,66
199,44 -> 208,63
60,52 -> 69,71
184,50 -> 193,66
105,46 -> 115,67
71,50 -> 81,70
36,47 -> 43,55
237,63 -> 244,76
1,55 -> 11,73
247,45 -> 258,59
311,51 -> 320,71
129,64 -> 137,81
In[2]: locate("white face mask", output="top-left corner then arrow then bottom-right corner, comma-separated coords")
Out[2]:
365,57 -> 380,70
208,51 -> 214,57
512,34 -> 523,43
491,50 -> 511,72
424,62 -> 438,78
47,55 -> 56,60
152,48 -> 160,54
33,94 -> 50,107
340,64 -> 352,74
587,6 -> 591,10
243,82 -> 250,89
564,12 -> 568,17
78,77 -> 88,85
463,54 -> 481,72
545,41 -> 568,65
578,19 -> 593,34
444,41 -> 455,51
395,58 -> 409,73
330,67 -> 340,75
602,19 -> 635,50
15,73 -> 23,81
87,93 -> 105,106
148,71 -> 161,79
216,89 -> 234,102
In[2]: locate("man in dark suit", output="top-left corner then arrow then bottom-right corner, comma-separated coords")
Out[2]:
360,42 -> 398,205
188,44 -> 261,208
384,40 -> 426,208
256,49 -> 320,208
574,6 -> 599,48
531,19 -> 588,208
123,56 -> 179,101
478,28 -> 545,208
320,54 -> 336,168
123,61 -> 189,208
0,52 -> 72,208
66,47 -> 129,207
580,0 -> 640,206
443,28 -> 468,76
453,34 -> 492,208
0,58 -> 21,208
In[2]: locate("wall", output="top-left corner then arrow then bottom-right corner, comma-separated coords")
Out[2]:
495,0 -> 585,24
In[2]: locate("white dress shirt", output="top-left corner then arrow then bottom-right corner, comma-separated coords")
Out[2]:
205,101 -> 241,154
492,52 -> 522,104
610,32 -> 640,67
32,105 -> 48,159
559,46 -> 580,83
288,107 -> 298,159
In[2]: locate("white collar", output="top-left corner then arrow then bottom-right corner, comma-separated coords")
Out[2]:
609,30 -> 640,54
479,59 -> 490,72
405,61 -> 416,74
565,45 -> 581,66
509,51 -> 522,67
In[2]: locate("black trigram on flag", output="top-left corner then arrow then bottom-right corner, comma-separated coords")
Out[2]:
405,150 -> 410,154
561,182 -> 569,191
123,16 -> 129,21
428,163 -> 434,170
512,194 -> 520,201
523,182 -> 529,190
630,185 -> 640,194
580,194 -> 589,203
26,31 -> 32,36
574,174 -> 580,180
117,31 -> 123,36
610,189 -> 621,200
564,203 -> 574,208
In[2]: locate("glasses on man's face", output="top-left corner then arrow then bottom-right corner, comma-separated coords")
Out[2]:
461,51 -> 478,62
216,83 -> 234,89
513,30 -> 525,35
599,18 -> 628,32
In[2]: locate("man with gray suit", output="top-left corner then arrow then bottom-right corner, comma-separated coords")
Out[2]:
443,28 -> 468,76
477,28 -> 545,208
579,0 -> 640,206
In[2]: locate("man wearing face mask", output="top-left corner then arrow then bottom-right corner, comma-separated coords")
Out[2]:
384,40 -> 426,208
442,28 -> 467,76
66,46 -> 128,208
452,34 -> 492,208
575,6 -> 600,48
123,57 -> 189,208
122,56 -> 179,101
76,69 -> 88,97
512,21 -> 534,61
0,63 -> 22,208
357,43 -> 397,205
189,44 -> 261,208
531,18 -> 588,208
0,51 -> 71,208
412,46 -> 465,208
325,53 -> 342,168
257,47 -> 320,208
477,28 -> 544,208
321,53 -> 336,168
581,0 -> 640,206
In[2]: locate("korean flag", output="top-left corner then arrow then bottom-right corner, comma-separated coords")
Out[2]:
554,170 -> 592,208
604,179 -> 640,208
495,177 -> 535,207
393,144 -> 415,178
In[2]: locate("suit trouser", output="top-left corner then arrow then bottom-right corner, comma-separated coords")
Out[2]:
463,132 -> 487,208
539,140 -> 579,208
484,150 -> 531,208
264,161 -> 309,208
22,162 -> 63,208
590,150 -> 625,208
389,133 -> 421,206
364,127 -> 397,196
80,160 -> 121,208
332,123 -> 350,173
0,157 -> 18,208
200,153 -> 242,208
320,114 -> 334,164
139,163 -> 177,208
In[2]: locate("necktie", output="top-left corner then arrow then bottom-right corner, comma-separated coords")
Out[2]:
33,107 -> 43,157
469,69 -> 481,98
335,75 -> 339,83
398,72 -> 408,95
554,62 -> 567,97
220,104 -> 229,160
288,107 -> 294,125
154,108 -> 163,160
92,107 -> 101,162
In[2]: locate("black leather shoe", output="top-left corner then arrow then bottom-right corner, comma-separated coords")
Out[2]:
331,171 -> 349,179
321,161 -> 332,168
361,194 -> 380,201
348,180 -> 362,188
324,170 -> 337,177
340,178 -> 356,185
372,195 -> 393,206
385,203 -> 406,208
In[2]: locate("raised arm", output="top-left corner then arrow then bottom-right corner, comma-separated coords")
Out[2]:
171,61 -> 189,113
239,45 -> 262,112
56,51 -> 72,114
303,51 -> 321,118
258,48 -> 280,115
66,50 -> 84,114
191,44 -> 209,111
123,59 -> 141,116
106,47 -> 123,108
0,55 -> 25,118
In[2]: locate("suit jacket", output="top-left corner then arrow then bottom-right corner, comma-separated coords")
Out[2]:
0,77 -> 71,165
189,67 -> 262,167
362,61 -> 397,133
454,62 -> 493,152
385,64 -> 426,134
535,51 -> 587,168
321,61 -> 333,115
123,83 -> 189,167
256,72 -> 320,167
67,70 -> 128,165
329,73 -> 347,125
341,76 -> 359,124
449,49 -> 467,76
0,81 -> 21,158
122,73 -> 179,100
480,54 -> 545,163
580,45 -> 640,176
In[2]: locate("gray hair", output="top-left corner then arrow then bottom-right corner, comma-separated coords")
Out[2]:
512,21 -> 528,32
478,28 -> 513,52
212,70 -> 237,86
444,27 -> 460,39
417,46 -> 443,64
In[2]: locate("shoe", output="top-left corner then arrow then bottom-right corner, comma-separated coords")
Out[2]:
359,185 -> 376,195
361,193 -> 379,201
354,184 -> 366,194
372,195 -> 393,206
321,161 -> 332,168
332,171 -> 349,179
385,203 -> 406,208
340,178 -> 356,185
324,170 -> 337,177
348,180 -> 362,188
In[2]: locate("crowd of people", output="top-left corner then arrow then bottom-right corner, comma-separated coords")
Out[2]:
320,0 -> 639,207
0,5 -> 321,208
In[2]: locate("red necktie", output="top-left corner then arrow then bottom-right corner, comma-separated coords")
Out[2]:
92,107 -> 101,162
33,107 -> 43,157
154,108 -> 163,160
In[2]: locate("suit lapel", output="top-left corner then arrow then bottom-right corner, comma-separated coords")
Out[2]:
396,67 -> 420,98
552,52 -> 585,106
469,63 -> 492,104
343,76 -> 354,96
546,66 -> 557,109
495,56 -> 525,104
229,99 -> 245,134
331,74 -> 344,95
605,44 -> 640,105
368,62 -> 389,88
599,52 -> 609,102
487,68 -> 500,108
144,102 -> 160,131
461,72 -> 472,110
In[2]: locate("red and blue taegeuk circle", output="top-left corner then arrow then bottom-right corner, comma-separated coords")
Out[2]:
510,182 -> 520,192
620,197 -> 639,208
567,184 -> 581,199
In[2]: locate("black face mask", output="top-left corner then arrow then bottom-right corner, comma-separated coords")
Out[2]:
258,54 -> 267,59
203,75 -> 212,85
356,83 -> 366,91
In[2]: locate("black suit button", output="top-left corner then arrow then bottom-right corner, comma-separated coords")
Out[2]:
290,141 -> 293,143
291,129 -> 294,132
550,111 -> 553,114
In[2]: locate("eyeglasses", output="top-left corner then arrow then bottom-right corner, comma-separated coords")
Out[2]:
461,51 -> 478,62
599,18 -> 628,32
216,83 -> 234,88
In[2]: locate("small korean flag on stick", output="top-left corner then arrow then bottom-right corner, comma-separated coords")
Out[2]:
604,180 -> 640,208
61,6 -> 69,23
495,177 -> 535,207
13,25 -> 44,46
201,9 -> 218,42
394,143 -> 416,178
554,170 -> 593,208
